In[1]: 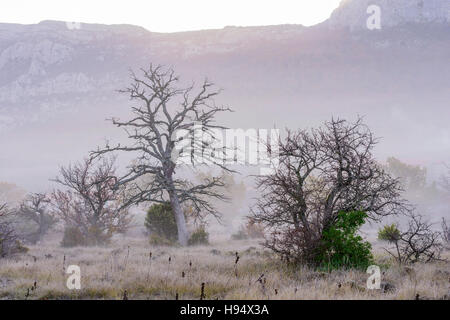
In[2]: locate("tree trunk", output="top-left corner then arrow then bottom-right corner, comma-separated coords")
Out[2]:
169,191 -> 189,246
37,214 -> 44,243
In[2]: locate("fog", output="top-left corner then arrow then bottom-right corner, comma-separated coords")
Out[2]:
1,19 -> 449,235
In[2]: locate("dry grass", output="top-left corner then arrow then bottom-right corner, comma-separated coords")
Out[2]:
0,237 -> 448,300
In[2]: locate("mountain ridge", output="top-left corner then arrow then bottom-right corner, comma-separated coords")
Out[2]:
329,0 -> 450,29
0,2 -> 449,190
1,0 -> 448,34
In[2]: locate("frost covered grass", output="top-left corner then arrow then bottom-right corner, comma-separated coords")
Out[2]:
0,237 -> 448,300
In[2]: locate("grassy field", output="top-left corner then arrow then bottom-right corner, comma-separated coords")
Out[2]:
0,237 -> 448,300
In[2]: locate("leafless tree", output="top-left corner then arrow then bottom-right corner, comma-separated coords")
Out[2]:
52,156 -> 131,245
442,218 -> 450,245
17,193 -> 57,243
0,203 -> 21,258
382,212 -> 443,265
250,118 -> 409,264
92,65 -> 232,246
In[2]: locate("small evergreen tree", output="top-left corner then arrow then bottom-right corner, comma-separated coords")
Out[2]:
145,203 -> 178,241
378,224 -> 401,243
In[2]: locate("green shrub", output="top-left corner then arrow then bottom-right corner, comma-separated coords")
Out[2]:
316,210 -> 373,270
149,234 -> 177,246
188,225 -> 209,246
378,224 -> 401,243
144,203 -> 178,241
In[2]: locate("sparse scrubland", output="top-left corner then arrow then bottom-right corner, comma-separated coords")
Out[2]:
1,65 -> 449,301
0,237 -> 448,300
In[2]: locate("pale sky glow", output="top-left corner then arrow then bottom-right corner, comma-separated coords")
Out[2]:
0,0 -> 342,32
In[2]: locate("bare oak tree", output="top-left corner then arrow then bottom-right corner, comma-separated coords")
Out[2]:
250,118 -> 408,264
18,193 -> 57,243
52,156 -> 131,245
92,65 -> 232,246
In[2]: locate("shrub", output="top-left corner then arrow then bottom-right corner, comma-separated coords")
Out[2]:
10,240 -> 28,255
0,238 -> 28,257
61,225 -> 111,247
149,234 -> 177,246
188,225 -> 209,246
61,226 -> 87,247
86,226 -> 112,245
145,203 -> 178,241
378,224 -> 401,243
231,220 -> 265,240
316,211 -> 373,270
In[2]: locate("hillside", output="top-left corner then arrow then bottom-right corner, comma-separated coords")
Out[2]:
0,0 -> 449,190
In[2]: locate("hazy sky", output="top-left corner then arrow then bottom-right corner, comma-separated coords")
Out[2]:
0,0 -> 342,32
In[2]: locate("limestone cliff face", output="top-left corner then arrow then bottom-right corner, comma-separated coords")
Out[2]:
328,0 -> 450,29
0,4 -> 449,179
0,21 -> 311,128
